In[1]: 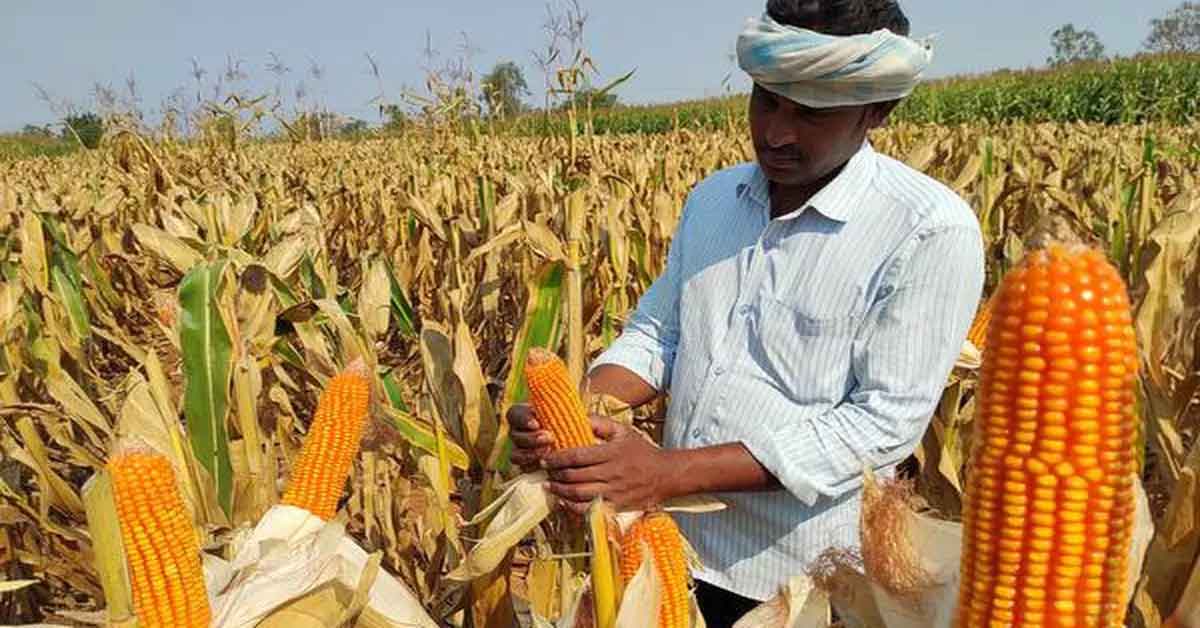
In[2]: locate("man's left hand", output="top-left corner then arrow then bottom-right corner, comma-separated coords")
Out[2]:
542,416 -> 676,515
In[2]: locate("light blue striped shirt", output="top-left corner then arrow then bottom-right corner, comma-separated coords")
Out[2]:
589,140 -> 985,601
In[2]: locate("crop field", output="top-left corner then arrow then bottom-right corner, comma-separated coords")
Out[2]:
3,77 -> 1200,627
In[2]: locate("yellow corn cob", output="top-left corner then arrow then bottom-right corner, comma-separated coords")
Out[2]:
967,291 -> 996,351
108,448 -> 210,628
281,360 -> 372,520
620,511 -> 689,628
955,243 -> 1138,627
524,348 -> 596,450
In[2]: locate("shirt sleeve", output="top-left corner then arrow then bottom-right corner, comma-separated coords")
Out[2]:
586,198 -> 691,393
736,223 -> 986,506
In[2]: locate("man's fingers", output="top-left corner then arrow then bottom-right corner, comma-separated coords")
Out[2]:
556,498 -> 592,516
542,443 -> 611,470
547,464 -> 610,484
510,428 -> 554,450
546,480 -> 606,504
506,403 -> 538,431
590,415 -> 624,441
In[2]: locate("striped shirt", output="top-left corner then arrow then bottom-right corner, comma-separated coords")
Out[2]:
588,139 -> 985,601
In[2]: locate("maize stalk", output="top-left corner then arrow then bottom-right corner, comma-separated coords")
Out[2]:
281,360 -> 372,520
108,447 -> 211,628
524,348 -> 596,450
620,511 -> 690,628
955,243 -> 1139,627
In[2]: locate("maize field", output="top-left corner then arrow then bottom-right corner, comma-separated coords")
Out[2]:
1,115 -> 1200,628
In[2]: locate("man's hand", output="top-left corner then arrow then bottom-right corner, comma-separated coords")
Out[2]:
542,417 -> 677,515
507,403 -> 556,471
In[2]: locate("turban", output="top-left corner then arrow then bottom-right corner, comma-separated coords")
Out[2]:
736,13 -> 934,108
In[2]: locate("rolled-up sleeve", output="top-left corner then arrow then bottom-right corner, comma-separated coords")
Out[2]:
587,202 -> 690,392
737,224 -> 985,506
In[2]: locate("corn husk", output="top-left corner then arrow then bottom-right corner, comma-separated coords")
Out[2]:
207,504 -> 438,628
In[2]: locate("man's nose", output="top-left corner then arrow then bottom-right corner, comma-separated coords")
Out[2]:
764,112 -> 799,148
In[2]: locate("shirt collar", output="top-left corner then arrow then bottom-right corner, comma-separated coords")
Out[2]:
736,140 -> 878,223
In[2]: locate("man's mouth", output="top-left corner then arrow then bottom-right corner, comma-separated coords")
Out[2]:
760,151 -> 803,169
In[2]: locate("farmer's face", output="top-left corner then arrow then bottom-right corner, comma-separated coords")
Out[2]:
748,83 -> 890,187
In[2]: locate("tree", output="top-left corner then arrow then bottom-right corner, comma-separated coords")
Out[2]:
481,61 -> 530,118
62,112 -> 104,148
1144,2 -> 1200,53
21,125 -> 52,138
1047,24 -> 1106,67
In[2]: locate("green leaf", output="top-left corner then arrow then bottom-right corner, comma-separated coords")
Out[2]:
383,259 -> 418,338
379,399 -> 469,471
178,260 -> 235,517
381,369 -> 411,413
497,261 -> 565,475
503,261 -> 566,407
52,264 -> 90,343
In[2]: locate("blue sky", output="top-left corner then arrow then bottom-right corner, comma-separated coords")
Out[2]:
0,1 -> 1183,132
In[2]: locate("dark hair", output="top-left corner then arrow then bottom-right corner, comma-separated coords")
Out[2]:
766,0 -> 911,37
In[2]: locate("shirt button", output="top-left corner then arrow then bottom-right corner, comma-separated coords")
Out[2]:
692,428 -> 702,438
738,304 -> 751,315
714,366 -> 725,375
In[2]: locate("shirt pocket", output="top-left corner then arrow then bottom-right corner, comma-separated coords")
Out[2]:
749,297 -> 858,402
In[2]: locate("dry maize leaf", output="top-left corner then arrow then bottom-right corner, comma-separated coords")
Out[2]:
406,191 -> 447,242
447,471 -> 552,581
419,322 -> 466,447
161,208 -> 201,242
733,575 -> 831,628
13,417 -> 82,517
358,258 -> 392,342
613,549 -> 659,628
524,220 -> 567,263
19,210 -> 47,293
1142,451 -> 1200,616
419,447 -> 462,560
454,318 -> 499,472
43,366 -> 112,437
232,352 -> 272,523
465,224 -> 523,265
524,557 -> 562,621
130,223 -> 204,274
314,297 -> 374,376
79,471 -> 133,626
262,233 -> 310,278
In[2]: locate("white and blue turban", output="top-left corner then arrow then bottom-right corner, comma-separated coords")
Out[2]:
736,12 -> 934,108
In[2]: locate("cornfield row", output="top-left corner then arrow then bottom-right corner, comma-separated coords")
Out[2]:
494,54 -> 1200,136
1,120 -> 1199,626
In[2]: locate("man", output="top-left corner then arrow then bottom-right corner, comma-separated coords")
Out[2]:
508,1 -> 985,625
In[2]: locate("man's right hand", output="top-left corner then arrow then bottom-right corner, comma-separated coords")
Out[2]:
507,403 -> 557,471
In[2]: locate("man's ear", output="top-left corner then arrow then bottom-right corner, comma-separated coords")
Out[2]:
867,100 -> 901,128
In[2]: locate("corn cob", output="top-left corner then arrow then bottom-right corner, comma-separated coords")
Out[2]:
108,447 -> 210,628
967,292 -> 996,351
620,511 -> 689,628
281,360 -> 372,520
524,348 -> 596,450
955,243 -> 1139,627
